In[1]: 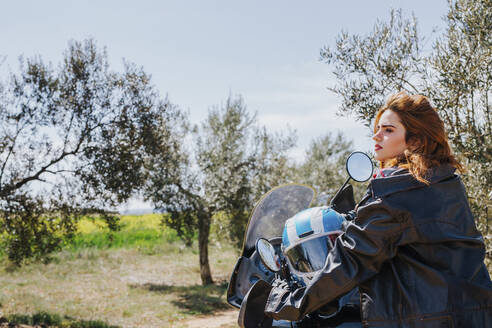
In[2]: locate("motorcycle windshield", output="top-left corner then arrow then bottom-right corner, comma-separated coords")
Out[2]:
242,184 -> 315,257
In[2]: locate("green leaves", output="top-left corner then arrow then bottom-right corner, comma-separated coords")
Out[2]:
146,95 -> 296,251
0,39 -> 182,265
320,9 -> 424,128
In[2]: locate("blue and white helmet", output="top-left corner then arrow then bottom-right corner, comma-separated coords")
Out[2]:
282,206 -> 345,274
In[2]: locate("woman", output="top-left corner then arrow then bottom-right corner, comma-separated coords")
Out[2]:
265,92 -> 492,327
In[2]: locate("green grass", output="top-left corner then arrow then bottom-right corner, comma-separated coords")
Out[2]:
66,214 -> 182,251
0,214 -> 239,327
6,311 -> 118,328
0,246 -> 238,327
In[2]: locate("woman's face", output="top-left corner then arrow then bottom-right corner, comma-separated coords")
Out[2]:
373,110 -> 407,162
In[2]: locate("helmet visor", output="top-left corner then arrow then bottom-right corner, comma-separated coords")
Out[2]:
284,234 -> 335,273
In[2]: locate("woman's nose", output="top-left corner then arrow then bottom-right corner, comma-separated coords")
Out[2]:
372,131 -> 381,142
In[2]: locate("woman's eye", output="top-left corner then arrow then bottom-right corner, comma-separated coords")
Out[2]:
385,128 -> 393,133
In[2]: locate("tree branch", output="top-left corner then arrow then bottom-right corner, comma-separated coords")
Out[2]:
0,120 -> 28,187
0,132 -> 87,197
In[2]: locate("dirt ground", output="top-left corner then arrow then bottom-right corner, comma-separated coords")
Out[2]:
182,309 -> 238,328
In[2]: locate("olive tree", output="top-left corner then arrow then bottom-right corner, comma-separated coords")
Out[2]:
145,95 -> 295,284
320,0 -> 491,260
0,39 -> 183,264
294,132 -> 367,206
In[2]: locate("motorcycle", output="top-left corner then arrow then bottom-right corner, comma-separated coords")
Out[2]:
226,152 -> 374,328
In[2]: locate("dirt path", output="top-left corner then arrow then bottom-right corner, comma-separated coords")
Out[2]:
182,309 -> 239,328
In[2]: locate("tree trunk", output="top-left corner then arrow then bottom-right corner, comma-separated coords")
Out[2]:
198,212 -> 214,285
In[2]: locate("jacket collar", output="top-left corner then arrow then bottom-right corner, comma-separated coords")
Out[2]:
370,164 -> 456,198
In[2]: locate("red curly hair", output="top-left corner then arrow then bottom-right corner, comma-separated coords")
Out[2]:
374,92 -> 463,184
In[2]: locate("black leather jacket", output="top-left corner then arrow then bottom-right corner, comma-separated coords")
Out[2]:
265,165 -> 492,327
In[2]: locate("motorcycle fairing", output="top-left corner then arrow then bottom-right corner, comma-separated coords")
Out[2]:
237,279 -> 273,328
227,184 -> 315,308
227,252 -> 275,308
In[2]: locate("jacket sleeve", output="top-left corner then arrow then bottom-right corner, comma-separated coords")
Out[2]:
265,198 -> 415,321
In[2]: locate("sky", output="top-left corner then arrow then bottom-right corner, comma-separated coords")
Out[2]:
0,1 -> 449,211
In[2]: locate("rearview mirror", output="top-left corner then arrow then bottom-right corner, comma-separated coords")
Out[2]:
256,238 -> 280,272
346,152 -> 373,182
